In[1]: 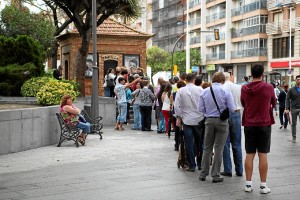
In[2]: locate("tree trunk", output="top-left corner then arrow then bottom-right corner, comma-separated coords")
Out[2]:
50,41 -> 59,69
75,30 -> 91,96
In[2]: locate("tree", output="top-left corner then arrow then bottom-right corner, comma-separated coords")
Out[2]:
146,46 -> 171,75
39,0 -> 141,96
0,5 -> 55,53
173,48 -> 201,74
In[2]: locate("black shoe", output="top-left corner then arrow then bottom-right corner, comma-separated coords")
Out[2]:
142,129 -> 147,131
147,129 -> 154,132
212,177 -> 224,183
199,174 -> 206,181
236,172 -> 243,177
157,130 -> 163,134
171,129 -> 175,132
279,125 -> 283,129
220,172 -> 232,177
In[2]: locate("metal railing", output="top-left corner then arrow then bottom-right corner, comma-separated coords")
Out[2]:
190,17 -> 201,26
206,32 -> 226,42
231,48 -> 268,58
206,10 -> 226,23
267,0 -> 299,9
232,1 -> 267,17
190,37 -> 201,45
206,52 -> 225,61
189,0 -> 201,8
231,24 -> 266,38
266,17 -> 300,34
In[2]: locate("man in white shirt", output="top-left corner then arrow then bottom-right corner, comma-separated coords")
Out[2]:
221,72 -> 243,177
174,73 -> 204,172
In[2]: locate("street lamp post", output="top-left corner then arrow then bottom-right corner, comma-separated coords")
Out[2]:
91,0 -> 99,119
171,30 -> 219,79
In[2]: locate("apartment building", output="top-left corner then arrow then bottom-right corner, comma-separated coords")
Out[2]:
151,0 -> 185,52
266,0 -> 300,84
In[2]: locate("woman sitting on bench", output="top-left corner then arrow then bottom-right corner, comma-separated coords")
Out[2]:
60,94 -> 90,145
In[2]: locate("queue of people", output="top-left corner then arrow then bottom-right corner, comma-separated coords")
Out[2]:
59,64 -> 300,195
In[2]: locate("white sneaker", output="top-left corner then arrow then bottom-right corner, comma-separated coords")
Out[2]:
244,185 -> 253,192
260,186 -> 271,194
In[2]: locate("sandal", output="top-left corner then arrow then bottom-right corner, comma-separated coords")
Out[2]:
119,127 -> 124,131
115,127 -> 119,130
77,136 -> 85,146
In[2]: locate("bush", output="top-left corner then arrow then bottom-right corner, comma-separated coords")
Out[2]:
0,63 -> 36,96
36,81 -> 79,105
21,77 -> 57,97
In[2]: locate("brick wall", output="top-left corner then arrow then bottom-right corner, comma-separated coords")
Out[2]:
59,34 -> 149,96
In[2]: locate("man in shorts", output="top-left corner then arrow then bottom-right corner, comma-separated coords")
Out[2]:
241,64 -> 276,194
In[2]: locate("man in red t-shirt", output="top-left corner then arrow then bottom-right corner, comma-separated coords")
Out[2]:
241,64 -> 276,194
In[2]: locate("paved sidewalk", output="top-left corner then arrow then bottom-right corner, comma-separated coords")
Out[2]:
0,117 -> 300,200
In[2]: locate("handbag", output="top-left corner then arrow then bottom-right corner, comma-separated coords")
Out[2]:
210,86 -> 229,121
78,114 -> 87,123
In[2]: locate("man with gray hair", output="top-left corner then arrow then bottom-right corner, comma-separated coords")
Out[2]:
220,72 -> 243,177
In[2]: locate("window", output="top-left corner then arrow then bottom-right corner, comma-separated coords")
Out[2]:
272,36 -> 294,58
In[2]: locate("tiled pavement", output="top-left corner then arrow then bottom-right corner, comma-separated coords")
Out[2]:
0,117 -> 300,200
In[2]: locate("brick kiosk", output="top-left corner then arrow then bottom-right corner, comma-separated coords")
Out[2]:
57,18 -> 152,96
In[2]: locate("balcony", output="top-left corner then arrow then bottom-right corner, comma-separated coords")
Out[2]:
190,17 -> 201,26
190,37 -> 201,45
267,0 -> 300,10
231,1 -> 267,17
206,10 -> 226,23
206,52 -> 225,61
189,0 -> 201,8
231,24 -> 266,38
206,0 -> 215,3
266,18 -> 300,34
206,32 -> 225,42
231,48 -> 267,59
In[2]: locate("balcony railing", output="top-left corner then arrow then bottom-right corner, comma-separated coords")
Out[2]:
206,0 -> 215,3
190,37 -> 201,45
267,0 -> 300,10
266,17 -> 300,34
231,48 -> 268,58
206,10 -> 226,23
190,17 -> 201,26
206,52 -> 225,61
189,0 -> 201,8
206,32 -> 226,42
232,1 -> 267,17
231,24 -> 266,38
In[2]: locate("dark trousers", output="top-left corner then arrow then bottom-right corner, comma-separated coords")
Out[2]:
140,106 -> 152,130
279,106 -> 288,128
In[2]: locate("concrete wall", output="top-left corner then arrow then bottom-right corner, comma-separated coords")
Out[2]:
0,102 -> 84,155
78,96 -> 116,126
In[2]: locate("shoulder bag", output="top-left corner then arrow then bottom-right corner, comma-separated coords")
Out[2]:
210,86 -> 229,121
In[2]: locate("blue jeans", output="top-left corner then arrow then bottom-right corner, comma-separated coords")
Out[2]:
104,87 -> 110,97
158,112 -> 166,131
76,122 -> 91,134
117,102 -> 127,123
222,111 -> 243,174
133,104 -> 141,129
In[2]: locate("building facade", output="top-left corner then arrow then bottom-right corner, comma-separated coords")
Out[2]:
266,0 -> 300,85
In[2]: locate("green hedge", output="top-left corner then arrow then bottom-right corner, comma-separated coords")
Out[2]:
0,35 -> 46,96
